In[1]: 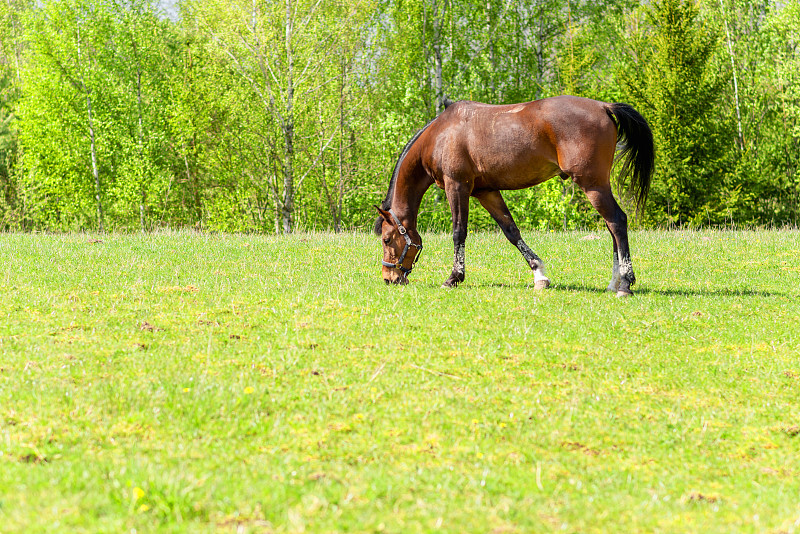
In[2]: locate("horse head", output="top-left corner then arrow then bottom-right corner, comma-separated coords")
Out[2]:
375,206 -> 423,285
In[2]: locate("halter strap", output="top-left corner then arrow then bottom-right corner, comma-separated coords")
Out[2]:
380,209 -> 423,276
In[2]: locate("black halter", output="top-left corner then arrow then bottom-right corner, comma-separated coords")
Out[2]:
380,210 -> 423,276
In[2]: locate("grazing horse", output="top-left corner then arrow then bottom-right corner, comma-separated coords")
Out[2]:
375,95 -> 654,296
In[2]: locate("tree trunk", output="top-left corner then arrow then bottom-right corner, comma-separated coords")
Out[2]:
132,36 -> 148,232
282,0 -> 295,234
719,0 -> 744,150
431,0 -> 446,114
335,57 -> 347,233
534,7 -> 545,99
6,0 -> 23,89
77,20 -> 104,232
136,55 -> 147,231
86,92 -> 104,233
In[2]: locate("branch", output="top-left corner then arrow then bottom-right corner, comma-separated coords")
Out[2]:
215,34 -> 286,128
296,123 -> 339,189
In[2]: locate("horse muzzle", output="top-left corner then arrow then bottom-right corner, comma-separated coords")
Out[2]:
382,262 -> 411,284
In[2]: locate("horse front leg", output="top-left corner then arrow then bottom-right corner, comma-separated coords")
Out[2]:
443,180 -> 471,288
474,190 -> 550,289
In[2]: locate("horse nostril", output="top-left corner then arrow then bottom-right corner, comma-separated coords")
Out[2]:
384,279 -> 390,285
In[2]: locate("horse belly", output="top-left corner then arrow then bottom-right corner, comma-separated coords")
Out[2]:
471,138 -> 561,190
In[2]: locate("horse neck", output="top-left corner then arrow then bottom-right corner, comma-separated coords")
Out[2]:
390,155 -> 432,232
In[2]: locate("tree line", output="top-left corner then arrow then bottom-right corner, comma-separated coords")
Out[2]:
0,0 -> 798,233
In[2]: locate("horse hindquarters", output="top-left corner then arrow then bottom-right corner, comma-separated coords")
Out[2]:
550,113 -> 624,293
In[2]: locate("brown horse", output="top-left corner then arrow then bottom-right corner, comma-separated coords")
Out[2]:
375,95 -> 654,296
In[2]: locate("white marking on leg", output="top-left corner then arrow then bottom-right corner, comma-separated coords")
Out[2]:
454,243 -> 465,275
618,256 -> 633,279
533,267 -> 550,289
607,254 -> 621,291
534,269 -> 550,283
617,253 -> 635,289
516,239 -> 550,287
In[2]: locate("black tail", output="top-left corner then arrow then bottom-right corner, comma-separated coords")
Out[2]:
606,103 -> 654,217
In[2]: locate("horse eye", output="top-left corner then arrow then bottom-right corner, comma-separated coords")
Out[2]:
382,237 -> 391,244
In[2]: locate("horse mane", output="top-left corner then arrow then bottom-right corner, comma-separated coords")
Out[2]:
378,118 -> 434,212
376,98 -> 457,233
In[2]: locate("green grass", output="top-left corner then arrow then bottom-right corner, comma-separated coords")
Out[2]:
1,229 -> 799,533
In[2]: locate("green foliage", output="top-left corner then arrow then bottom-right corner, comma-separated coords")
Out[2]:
756,0 -> 800,222
17,0 -> 183,231
178,0 -> 377,233
0,0 -> 799,230
618,0 -> 730,225
0,76 -> 19,230
0,1 -> 26,229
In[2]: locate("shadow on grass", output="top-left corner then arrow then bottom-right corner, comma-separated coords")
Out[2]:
427,280 -> 787,298
554,283 -> 787,299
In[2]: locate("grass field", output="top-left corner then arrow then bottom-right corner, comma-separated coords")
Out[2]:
1,229 -> 799,533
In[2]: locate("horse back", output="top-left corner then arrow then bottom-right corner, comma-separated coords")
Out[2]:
418,96 -> 618,190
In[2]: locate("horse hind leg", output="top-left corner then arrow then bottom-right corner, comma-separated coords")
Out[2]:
474,190 -> 550,289
582,185 -> 636,297
606,222 -> 622,292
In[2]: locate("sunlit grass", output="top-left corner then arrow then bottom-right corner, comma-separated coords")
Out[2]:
1,229 -> 799,533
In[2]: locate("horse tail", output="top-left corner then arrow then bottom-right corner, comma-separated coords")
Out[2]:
606,103 -> 654,217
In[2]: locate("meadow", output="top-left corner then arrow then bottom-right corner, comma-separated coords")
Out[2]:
1,229 -> 799,533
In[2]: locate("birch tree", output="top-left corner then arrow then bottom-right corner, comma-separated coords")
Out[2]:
187,0 -> 371,233
0,0 -> 29,228
21,0 -> 115,230
105,0 -> 177,230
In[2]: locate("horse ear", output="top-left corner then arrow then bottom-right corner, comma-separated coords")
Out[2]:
374,206 -> 390,235
375,206 -> 392,222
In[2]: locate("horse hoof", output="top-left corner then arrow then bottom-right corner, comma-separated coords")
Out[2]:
534,279 -> 551,290
616,290 -> 633,298
442,280 -> 459,288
